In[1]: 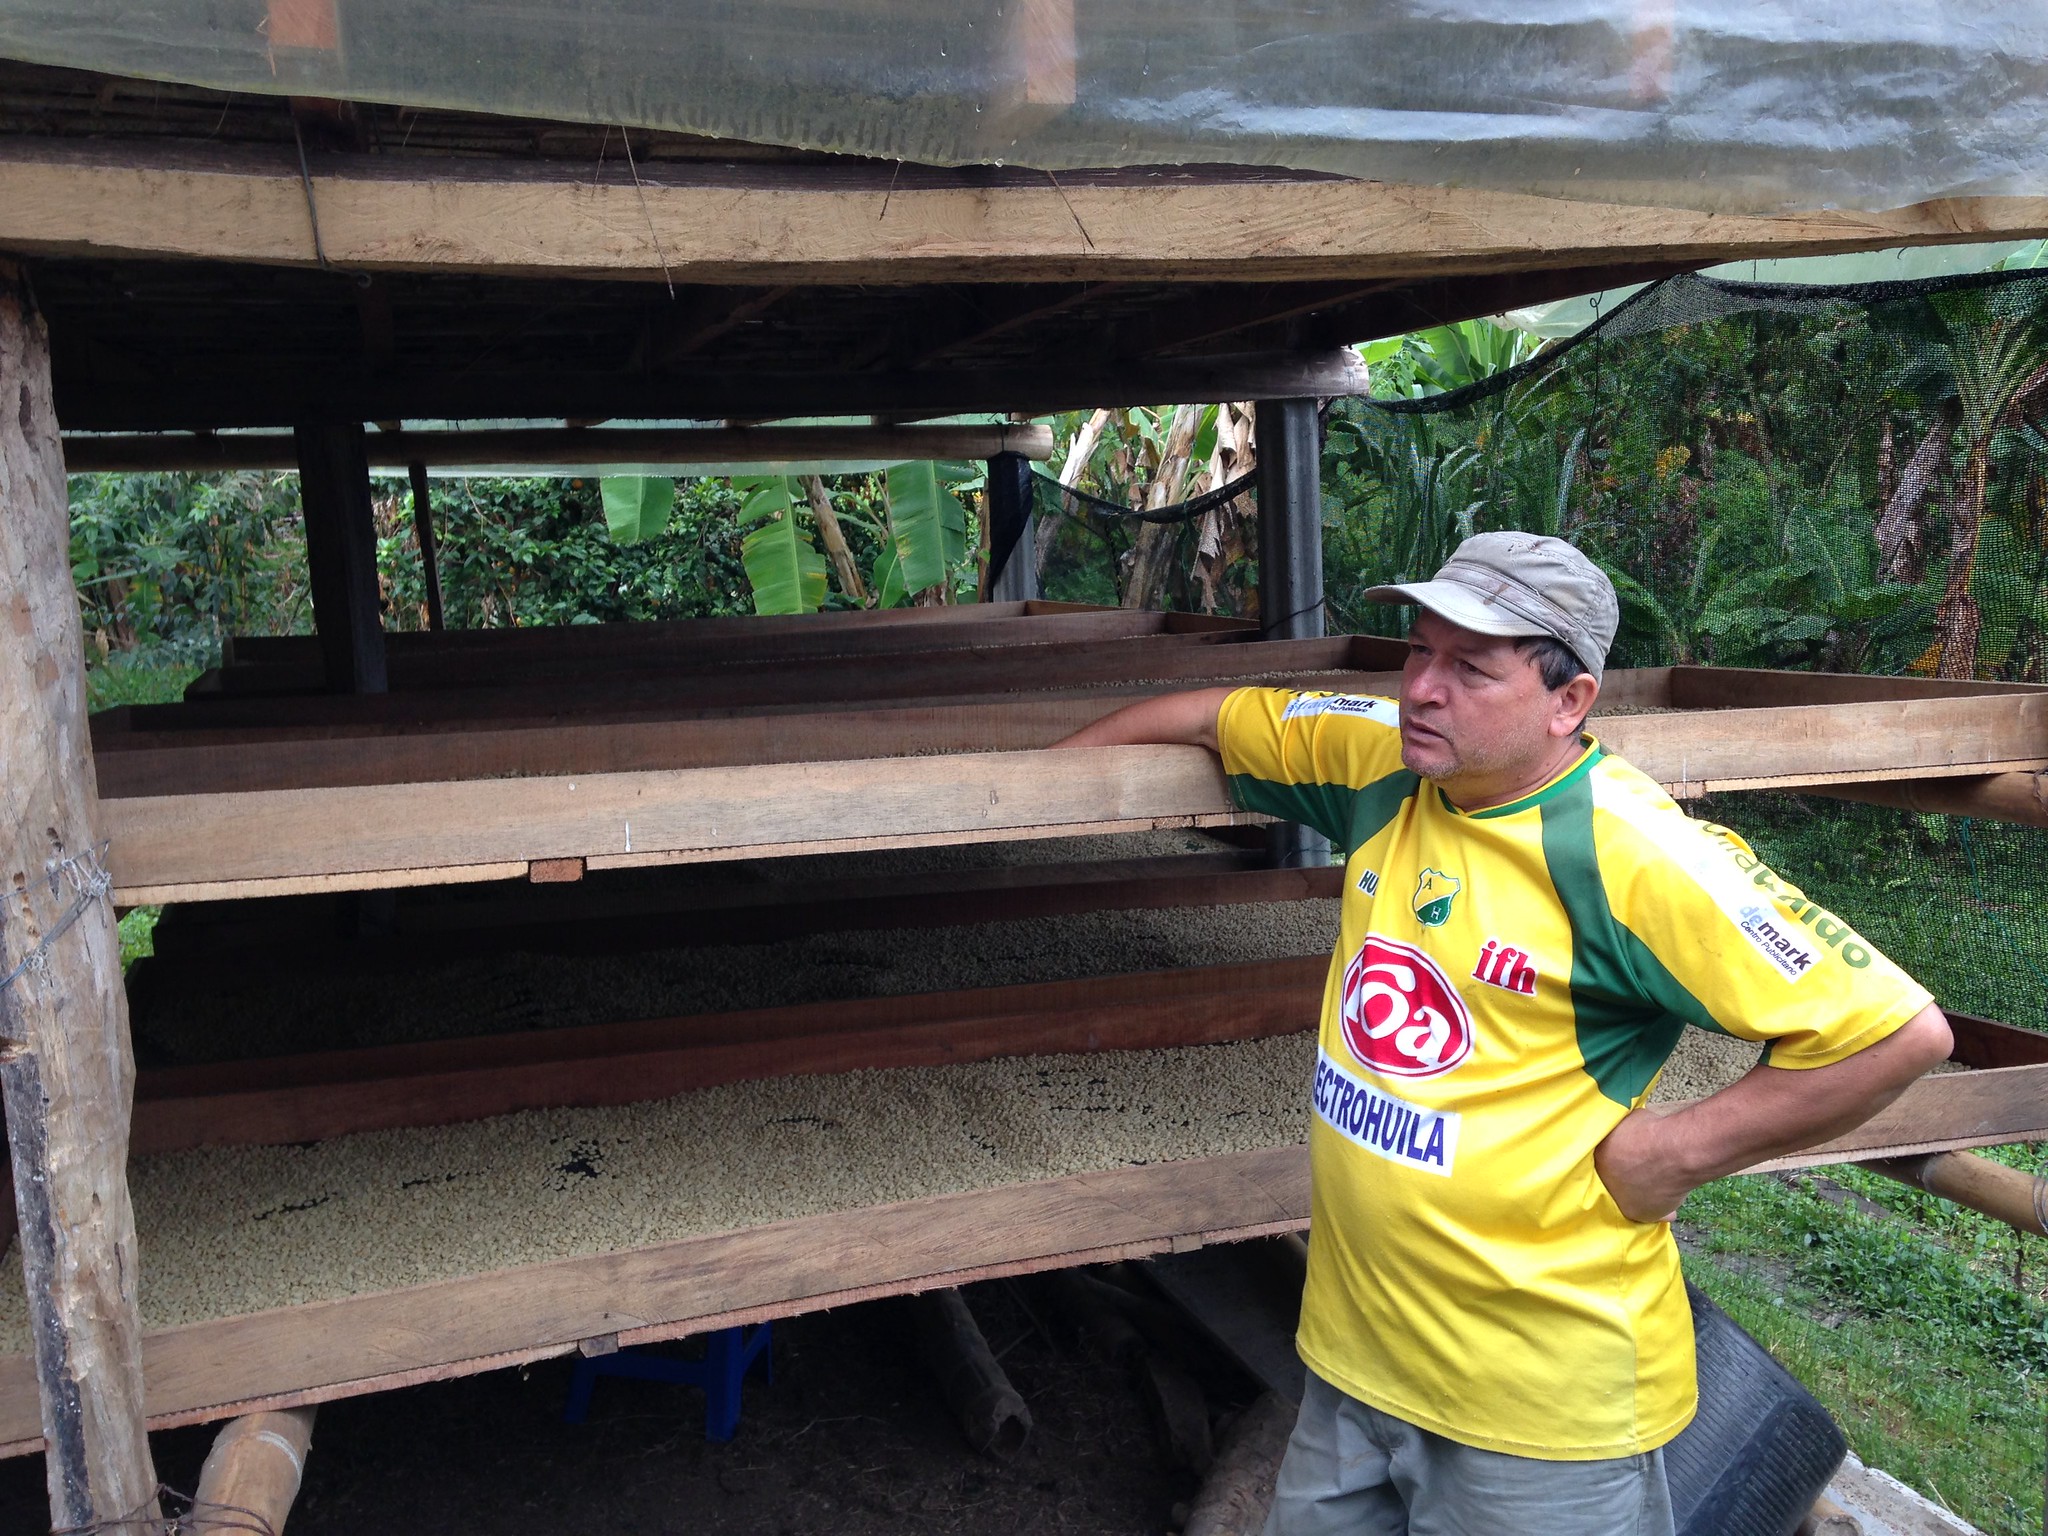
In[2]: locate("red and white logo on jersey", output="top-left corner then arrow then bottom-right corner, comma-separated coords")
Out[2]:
1338,934 -> 1475,1079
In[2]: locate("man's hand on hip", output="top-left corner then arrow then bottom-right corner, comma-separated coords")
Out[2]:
1593,1108 -> 1691,1223
1593,1002 -> 1953,1224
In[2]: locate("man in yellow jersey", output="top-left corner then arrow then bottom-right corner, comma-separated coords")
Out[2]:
1055,531 -> 1952,1535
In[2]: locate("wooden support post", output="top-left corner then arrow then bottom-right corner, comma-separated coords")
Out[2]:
0,265 -> 157,1527
193,1407 -> 316,1534
1255,397 -> 1331,870
1183,1392 -> 1296,1536
906,1287 -> 1033,1456
985,450 -> 1040,603
407,460 -> 445,633
295,421 -> 388,693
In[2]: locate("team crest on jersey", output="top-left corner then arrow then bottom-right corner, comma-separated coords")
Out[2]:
1411,869 -> 1461,927
1338,934 -> 1475,1079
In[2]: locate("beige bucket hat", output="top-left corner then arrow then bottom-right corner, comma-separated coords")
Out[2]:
1362,531 -> 1620,683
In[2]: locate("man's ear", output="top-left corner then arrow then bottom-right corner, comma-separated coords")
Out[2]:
1552,674 -> 1599,737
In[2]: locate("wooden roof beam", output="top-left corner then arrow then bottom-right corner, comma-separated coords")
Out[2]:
62,422 -> 1058,474
54,351 -> 1372,432
5,139 -> 2047,286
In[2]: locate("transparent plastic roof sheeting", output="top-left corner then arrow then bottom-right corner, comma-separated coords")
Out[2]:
5,1 -> 2048,214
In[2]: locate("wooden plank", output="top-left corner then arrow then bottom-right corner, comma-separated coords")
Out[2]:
63,423 -> 1057,473
196,623 -> 1270,700
112,624 -> 1323,730
129,957 -> 1328,1153
202,609 -> 1252,683
94,690 -> 1338,799
1596,694 -> 2048,791
1667,666 -> 2039,710
6,138 -> 2048,286
1749,1063 -> 2048,1171
1665,759 -> 2048,799
140,853 -> 1337,969
0,264 -> 157,1522
0,1145 -> 1316,1455
112,861 -> 532,907
98,687 -> 2048,901
94,742 -> 1229,888
69,349 -> 1376,433
1945,1012 -> 2048,1071
211,601 -> 1245,669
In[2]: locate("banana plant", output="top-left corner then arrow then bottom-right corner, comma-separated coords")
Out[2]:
598,475 -> 676,544
733,476 -> 828,615
884,460 -> 970,599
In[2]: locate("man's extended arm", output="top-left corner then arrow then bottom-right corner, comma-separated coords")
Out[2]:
1595,1002 -> 1953,1222
1050,687 -> 1234,753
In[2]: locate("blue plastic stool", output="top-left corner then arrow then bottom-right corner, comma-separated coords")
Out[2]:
562,1323 -> 772,1442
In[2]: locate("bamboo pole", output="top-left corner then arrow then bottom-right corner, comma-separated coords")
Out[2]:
1803,770 -> 2048,829
192,1408 -> 316,1534
1860,1149 -> 2048,1236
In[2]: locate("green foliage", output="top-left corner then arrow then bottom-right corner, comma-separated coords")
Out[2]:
68,470 -> 307,664
884,461 -> 970,597
599,476 -> 676,544
733,477 -> 828,615
379,476 -> 752,629
1324,288 -> 2048,681
117,907 -> 160,972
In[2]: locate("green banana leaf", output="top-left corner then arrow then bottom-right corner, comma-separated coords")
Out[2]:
885,461 -> 967,597
599,475 -> 676,544
735,477 -> 827,615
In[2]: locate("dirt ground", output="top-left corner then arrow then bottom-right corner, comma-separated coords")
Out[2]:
0,1278 -> 1256,1536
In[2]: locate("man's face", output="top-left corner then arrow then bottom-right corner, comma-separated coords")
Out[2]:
1398,609 -> 1590,791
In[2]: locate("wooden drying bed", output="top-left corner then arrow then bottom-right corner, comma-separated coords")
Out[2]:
91,660 -> 2048,905
135,846 -> 1338,977
188,604 -> 1259,699
0,1000 -> 2036,1458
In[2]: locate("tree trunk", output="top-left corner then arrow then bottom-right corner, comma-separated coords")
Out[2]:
803,475 -> 868,605
1121,403 -> 1204,610
1035,406 -> 1110,580
1194,404 -> 1256,614
0,265 -> 158,1528
1874,404 -> 1956,585
1933,438 -> 1988,680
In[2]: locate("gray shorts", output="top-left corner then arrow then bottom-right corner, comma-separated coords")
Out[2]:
1262,1369 -> 1676,1536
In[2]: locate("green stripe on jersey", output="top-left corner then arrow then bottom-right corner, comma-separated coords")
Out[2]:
1226,767 -> 1419,856
1540,771 -> 1728,1107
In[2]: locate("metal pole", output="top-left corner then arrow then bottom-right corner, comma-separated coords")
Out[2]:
294,421 -> 389,694
1255,398 -> 1331,869
985,450 -> 1041,603
408,460 -> 445,632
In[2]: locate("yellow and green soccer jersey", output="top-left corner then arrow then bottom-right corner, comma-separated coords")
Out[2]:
1216,687 -> 1932,1461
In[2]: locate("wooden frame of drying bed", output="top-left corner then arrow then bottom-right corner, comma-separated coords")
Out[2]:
94,664 -> 2048,904
0,998 -> 2037,1459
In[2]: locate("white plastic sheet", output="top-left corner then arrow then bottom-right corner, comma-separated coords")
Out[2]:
3,1 -> 2046,213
